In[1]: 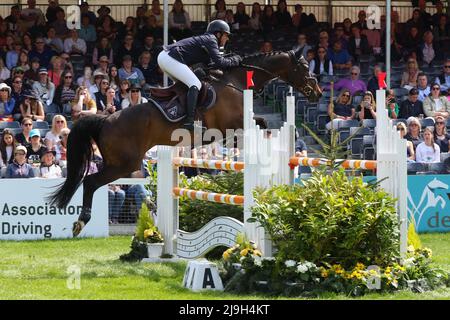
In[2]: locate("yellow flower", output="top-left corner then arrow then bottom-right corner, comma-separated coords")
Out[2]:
355,263 -> 365,270
253,250 -> 262,257
321,270 -> 329,278
240,249 -> 249,257
223,251 -> 230,260
143,229 -> 153,238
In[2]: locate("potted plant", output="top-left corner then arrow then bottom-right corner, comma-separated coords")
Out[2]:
137,204 -> 164,258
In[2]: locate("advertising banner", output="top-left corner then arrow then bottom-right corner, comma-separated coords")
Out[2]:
0,179 -> 108,240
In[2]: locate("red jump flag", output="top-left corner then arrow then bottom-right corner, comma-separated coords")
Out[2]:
246,71 -> 254,89
378,72 -> 387,89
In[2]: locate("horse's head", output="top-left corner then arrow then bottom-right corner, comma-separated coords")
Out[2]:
284,51 -> 322,102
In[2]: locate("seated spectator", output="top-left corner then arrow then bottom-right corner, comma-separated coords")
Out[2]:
15,116 -> 33,146
55,127 -> 69,167
118,55 -> 145,87
109,65 -> 120,91
435,59 -> 450,95
325,89 -> 355,130
88,69 -> 107,97
97,15 -> 117,42
146,0 -> 164,26
0,83 -> 15,121
225,9 -> 237,30
327,41 -> 352,70
406,9 -> 426,35
367,64 -> 383,97
51,7 -> 69,38
94,78 -> 109,110
45,114 -> 67,151
293,33 -> 312,59
117,79 -> 130,105
355,10 -> 368,30
305,49 -> 315,63
46,0 -> 62,25
397,122 -> 416,162
71,86 -> 97,121
80,2 -> 97,26
32,67 -> 57,113
433,14 -> 449,47
138,51 -> 156,88
54,71 -> 77,115
211,0 -> 227,21
121,84 -> 148,109
28,37 -> 56,69
261,5 -> 277,35
385,89 -> 399,119
141,34 -> 158,59
248,2 -> 262,31
318,30 -> 331,52
92,37 -> 113,67
342,18 -> 353,39
234,2 -> 250,30
26,129 -> 46,166
292,4 -> 311,32
39,149 -> 62,178
399,88 -> 425,119
309,47 -> 333,80
323,66 -> 367,96
274,0 -> 292,29
6,40 -> 22,70
401,58 -> 421,90
402,26 -> 421,59
108,184 -> 126,223
357,91 -> 377,120
94,56 -> 110,76
405,116 -> 424,149
260,41 -> 273,53
417,73 -> 431,102
116,33 -> 141,64
77,66 -> 93,88
44,26 -> 64,53
434,115 -> 450,153
169,0 -> 192,40
0,57 -> 11,83
348,24 -> 370,62
332,23 -> 348,49
295,136 -> 307,157
432,1 -> 446,27
64,29 -> 87,56
417,1 -> 433,31
418,31 -> 442,65
48,56 -> 64,89
416,127 -> 440,163
118,16 -> 137,42
0,129 -> 18,167
423,83 -> 450,119
9,76 -> 26,121
17,49 -> 30,72
78,13 -> 97,46
24,57 -> 41,86
5,145 -> 35,178
98,86 -> 121,115
140,15 -> 163,43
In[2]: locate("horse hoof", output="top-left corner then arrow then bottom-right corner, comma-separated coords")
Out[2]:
72,221 -> 86,237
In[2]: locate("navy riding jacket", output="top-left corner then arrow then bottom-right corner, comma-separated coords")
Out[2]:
164,33 -> 241,69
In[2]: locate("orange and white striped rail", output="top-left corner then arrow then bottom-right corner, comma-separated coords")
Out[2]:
173,187 -> 244,206
173,157 -> 244,171
289,157 -> 377,170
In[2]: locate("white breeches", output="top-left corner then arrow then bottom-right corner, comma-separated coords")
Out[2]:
157,50 -> 202,89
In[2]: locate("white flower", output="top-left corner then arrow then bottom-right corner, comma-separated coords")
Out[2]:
404,257 -> 415,267
254,256 -> 262,267
285,260 -> 297,268
296,264 -> 308,273
304,261 -> 316,269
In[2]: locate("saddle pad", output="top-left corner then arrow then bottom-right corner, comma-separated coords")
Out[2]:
149,84 -> 217,123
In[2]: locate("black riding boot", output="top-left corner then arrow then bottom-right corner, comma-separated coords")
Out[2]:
184,86 -> 199,131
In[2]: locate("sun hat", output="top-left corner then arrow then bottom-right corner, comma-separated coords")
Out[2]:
0,83 -> 11,95
15,145 -> 27,155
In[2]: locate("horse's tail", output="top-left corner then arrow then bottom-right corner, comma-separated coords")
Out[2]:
47,115 -> 106,208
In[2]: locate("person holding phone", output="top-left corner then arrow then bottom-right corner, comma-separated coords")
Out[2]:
358,91 -> 377,120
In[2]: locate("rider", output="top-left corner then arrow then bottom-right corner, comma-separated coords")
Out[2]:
157,19 -> 242,130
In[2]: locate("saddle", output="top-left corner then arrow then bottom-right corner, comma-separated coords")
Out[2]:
147,74 -> 217,123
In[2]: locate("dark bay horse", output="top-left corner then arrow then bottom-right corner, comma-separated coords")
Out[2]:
48,49 -> 322,236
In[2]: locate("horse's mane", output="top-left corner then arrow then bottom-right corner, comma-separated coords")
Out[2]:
241,51 -> 289,65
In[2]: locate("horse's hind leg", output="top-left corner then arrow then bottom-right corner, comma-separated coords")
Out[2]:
73,165 -> 130,237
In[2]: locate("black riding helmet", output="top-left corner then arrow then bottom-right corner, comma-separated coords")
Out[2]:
206,19 -> 231,35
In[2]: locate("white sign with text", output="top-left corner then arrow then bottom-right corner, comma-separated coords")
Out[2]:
0,179 -> 108,240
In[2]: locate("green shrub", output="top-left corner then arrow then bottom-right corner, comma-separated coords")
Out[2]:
249,168 -> 401,268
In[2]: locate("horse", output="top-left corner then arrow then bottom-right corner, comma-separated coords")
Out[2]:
47,49 -> 322,236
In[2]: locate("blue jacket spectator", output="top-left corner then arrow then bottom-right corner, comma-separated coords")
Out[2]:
5,145 -> 35,178
0,83 -> 16,119
118,55 -> 146,87
28,38 -> 57,69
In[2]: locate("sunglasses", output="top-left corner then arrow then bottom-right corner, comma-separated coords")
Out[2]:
318,51 -> 326,53
131,89 -> 140,93
15,71 -> 24,74
102,82 -> 109,85
100,60 -> 108,63
436,122 -> 445,125
397,128 -> 405,131
432,87 -> 440,90
14,81 -> 22,84
444,66 -> 450,68
56,120 -> 64,123
65,75 -> 73,79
